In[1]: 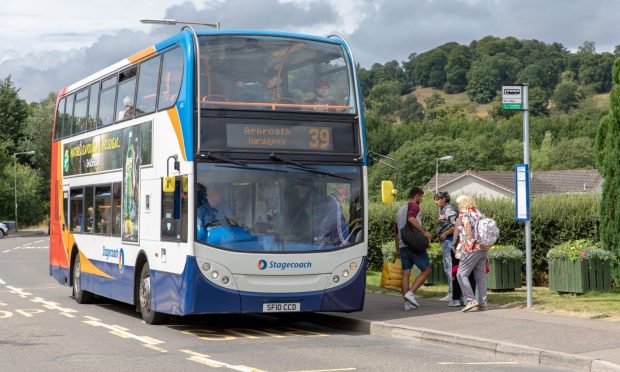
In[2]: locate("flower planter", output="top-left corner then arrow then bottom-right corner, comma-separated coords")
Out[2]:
548,259 -> 612,294
488,258 -> 522,291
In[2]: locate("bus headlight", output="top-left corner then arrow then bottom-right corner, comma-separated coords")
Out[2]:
197,258 -> 237,290
327,257 -> 363,289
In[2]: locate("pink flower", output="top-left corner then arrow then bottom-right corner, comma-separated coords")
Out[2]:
580,251 -> 588,257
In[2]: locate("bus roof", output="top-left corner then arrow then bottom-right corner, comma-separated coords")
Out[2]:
60,29 -> 347,98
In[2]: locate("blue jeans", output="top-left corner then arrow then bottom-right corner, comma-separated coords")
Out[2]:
441,237 -> 453,294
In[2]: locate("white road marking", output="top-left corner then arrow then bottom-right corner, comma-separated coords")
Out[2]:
30,297 -> 78,314
289,369 -> 357,372
2,250 -> 10,253
6,286 -> 33,297
439,362 -> 519,365
15,309 -> 45,318
33,239 -> 46,244
82,318 -> 165,346
143,344 -> 168,353
0,278 -> 5,285
180,350 -> 266,372
22,242 -> 33,246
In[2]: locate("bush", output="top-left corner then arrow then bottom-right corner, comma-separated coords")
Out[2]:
488,245 -> 524,261
547,240 -> 617,262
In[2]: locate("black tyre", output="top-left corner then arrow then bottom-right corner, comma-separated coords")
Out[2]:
73,254 -> 94,304
0,229 -> 5,239
139,262 -> 168,325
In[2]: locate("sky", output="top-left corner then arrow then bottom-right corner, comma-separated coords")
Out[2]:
2,0 -> 620,102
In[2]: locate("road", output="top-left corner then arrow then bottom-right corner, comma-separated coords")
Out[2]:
0,234 -> 568,371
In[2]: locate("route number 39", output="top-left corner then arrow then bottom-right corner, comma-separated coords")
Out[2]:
308,128 -> 330,149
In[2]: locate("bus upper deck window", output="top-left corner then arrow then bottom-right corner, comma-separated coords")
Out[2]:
158,47 -> 184,110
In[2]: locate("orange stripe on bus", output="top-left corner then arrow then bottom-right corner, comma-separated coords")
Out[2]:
128,46 -> 156,63
167,108 -> 187,161
79,251 -> 114,279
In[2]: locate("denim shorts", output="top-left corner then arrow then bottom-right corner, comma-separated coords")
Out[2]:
399,246 -> 430,271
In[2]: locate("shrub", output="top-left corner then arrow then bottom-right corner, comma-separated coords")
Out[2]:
488,245 -> 524,261
547,240 -> 617,262
427,242 -> 442,262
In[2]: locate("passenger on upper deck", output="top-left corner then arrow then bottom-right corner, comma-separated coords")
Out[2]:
305,80 -> 339,111
117,96 -> 143,120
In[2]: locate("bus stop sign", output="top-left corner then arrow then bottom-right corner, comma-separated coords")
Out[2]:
502,86 -> 523,110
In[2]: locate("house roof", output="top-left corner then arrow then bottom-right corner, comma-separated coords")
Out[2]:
426,169 -> 602,196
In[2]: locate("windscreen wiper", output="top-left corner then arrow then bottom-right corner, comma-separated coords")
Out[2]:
269,153 -> 351,180
207,153 -> 247,166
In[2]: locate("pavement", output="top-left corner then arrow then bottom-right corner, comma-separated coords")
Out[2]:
319,290 -> 620,371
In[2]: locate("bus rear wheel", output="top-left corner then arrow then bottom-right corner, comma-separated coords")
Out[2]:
139,262 -> 168,325
73,254 -> 94,304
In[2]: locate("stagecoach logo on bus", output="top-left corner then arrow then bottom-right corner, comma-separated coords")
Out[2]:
102,246 -> 125,273
257,259 -> 312,271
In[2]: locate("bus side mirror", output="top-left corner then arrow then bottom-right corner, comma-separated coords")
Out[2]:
163,176 -> 176,193
381,180 -> 397,204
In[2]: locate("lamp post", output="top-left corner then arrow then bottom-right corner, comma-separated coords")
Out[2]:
14,151 -> 36,231
435,155 -> 453,194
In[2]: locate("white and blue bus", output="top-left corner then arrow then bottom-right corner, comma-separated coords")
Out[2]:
50,27 -> 367,324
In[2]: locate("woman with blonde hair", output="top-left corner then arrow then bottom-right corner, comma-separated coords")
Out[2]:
452,194 -> 487,312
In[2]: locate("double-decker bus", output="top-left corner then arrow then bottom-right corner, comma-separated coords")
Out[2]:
49,27 -> 367,324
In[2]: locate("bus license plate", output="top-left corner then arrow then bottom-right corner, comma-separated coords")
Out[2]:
262,302 -> 300,312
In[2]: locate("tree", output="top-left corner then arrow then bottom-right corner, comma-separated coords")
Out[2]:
399,95 -> 424,123
444,46 -> 471,93
531,131 -> 554,170
366,80 -> 402,118
578,52 -> 614,93
595,58 -> 620,285
466,59 -> 501,103
528,87 -> 550,116
552,81 -> 581,112
0,76 -> 29,153
577,40 -> 596,54
21,92 -> 56,183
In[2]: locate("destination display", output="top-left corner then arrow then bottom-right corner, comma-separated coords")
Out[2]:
63,121 -> 152,176
200,117 -> 359,155
226,123 -> 333,151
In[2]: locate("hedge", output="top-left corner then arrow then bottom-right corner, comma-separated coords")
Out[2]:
367,193 -> 601,285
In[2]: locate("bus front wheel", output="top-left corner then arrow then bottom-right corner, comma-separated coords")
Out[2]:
139,262 -> 168,325
73,253 -> 94,304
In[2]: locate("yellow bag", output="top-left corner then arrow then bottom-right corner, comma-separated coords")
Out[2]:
380,259 -> 414,290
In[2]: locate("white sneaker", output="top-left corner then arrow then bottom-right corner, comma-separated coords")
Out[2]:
404,291 -> 419,307
447,300 -> 461,307
462,301 -> 479,312
439,293 -> 452,302
404,302 -> 418,311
